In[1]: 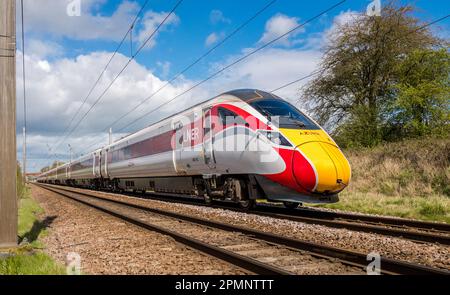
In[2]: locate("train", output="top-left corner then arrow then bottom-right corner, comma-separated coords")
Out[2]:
37,89 -> 351,209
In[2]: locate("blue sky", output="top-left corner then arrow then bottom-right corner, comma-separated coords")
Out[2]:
15,0 -> 449,172
31,0 -> 449,79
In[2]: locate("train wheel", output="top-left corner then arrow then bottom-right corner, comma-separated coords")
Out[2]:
283,201 -> 300,209
238,199 -> 255,210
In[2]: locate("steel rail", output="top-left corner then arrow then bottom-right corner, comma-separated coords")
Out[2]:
36,184 -> 292,275
36,183 -> 450,275
39,183 -> 450,244
247,208 -> 450,245
134,191 -> 450,233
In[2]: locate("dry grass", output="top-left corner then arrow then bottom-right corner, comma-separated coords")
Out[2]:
316,137 -> 450,223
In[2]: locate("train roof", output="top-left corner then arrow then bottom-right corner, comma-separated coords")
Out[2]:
38,89 -> 281,176
113,88 -> 277,144
223,89 -> 282,103
147,88 -> 281,130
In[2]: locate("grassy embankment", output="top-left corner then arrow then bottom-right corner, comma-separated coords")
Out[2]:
316,137 -> 450,223
0,186 -> 65,275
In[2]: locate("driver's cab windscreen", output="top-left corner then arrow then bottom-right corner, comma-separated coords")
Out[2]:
250,99 -> 320,130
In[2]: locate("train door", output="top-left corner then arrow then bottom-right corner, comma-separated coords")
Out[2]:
103,149 -> 109,178
203,108 -> 216,169
93,151 -> 101,178
173,121 -> 186,174
92,154 -> 96,177
98,151 -> 102,178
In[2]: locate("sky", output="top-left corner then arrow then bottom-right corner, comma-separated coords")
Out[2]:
13,0 -> 449,172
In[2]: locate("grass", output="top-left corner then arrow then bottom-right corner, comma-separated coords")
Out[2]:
315,137 -> 450,223
0,187 -> 65,275
0,251 -> 65,275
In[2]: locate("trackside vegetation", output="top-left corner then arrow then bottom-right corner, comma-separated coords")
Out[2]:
302,2 -> 449,223
0,165 -> 65,275
316,137 -> 450,223
301,1 -> 449,148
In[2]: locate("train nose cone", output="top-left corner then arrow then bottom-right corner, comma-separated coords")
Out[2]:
293,142 -> 351,194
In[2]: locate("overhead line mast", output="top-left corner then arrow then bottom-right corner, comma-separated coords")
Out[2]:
20,0 -> 27,183
0,0 -> 18,248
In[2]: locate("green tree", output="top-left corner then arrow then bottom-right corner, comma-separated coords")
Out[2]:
386,48 -> 449,139
301,1 -> 442,147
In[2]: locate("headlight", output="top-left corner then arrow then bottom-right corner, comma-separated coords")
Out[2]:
258,130 -> 292,147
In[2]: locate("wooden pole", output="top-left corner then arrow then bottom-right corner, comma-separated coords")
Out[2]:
0,0 -> 18,248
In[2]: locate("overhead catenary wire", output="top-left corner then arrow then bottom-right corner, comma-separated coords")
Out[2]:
270,13 -> 450,94
73,0 -> 278,155
73,0 -> 346,156
107,0 -> 277,130
44,0 -> 183,166
59,7 -> 450,163
116,0 -> 347,133
50,0 -> 152,151
43,0 -> 152,166
55,0 -> 184,153
270,70 -> 321,93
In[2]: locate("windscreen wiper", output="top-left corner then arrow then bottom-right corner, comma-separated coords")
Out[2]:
288,117 -> 306,128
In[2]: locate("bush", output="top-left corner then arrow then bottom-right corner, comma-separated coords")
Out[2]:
316,137 -> 450,222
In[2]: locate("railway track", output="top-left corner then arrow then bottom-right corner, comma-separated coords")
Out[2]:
132,191 -> 450,245
38,183 -> 450,245
35,183 -> 450,275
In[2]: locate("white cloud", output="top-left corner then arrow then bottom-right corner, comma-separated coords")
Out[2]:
206,48 -> 321,105
26,39 -> 64,59
306,10 -> 361,48
205,32 -> 219,46
19,0 -> 179,47
19,44 -> 318,171
258,13 -> 305,47
210,10 -> 231,25
36,60 -> 51,72
156,61 -> 171,78
19,9 -> 354,172
326,10 -> 361,38
16,50 -> 203,170
136,10 -> 180,50
20,0 -> 140,41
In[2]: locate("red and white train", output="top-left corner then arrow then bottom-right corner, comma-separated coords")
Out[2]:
37,89 -> 351,209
